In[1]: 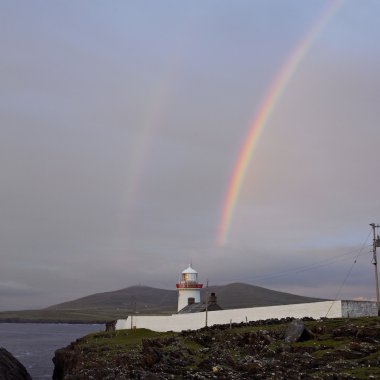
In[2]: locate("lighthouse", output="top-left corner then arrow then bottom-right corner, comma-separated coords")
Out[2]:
176,265 -> 203,312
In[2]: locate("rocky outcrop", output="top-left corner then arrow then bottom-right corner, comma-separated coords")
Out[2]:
53,343 -> 82,380
53,317 -> 380,379
284,318 -> 314,343
0,348 -> 32,380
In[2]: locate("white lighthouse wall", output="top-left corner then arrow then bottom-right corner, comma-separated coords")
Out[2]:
177,289 -> 201,312
116,301 -> 342,332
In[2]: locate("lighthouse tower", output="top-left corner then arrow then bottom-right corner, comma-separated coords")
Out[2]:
176,265 -> 203,312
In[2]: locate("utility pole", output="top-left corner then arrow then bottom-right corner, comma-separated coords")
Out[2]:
130,295 -> 136,329
205,279 -> 209,328
369,223 -> 380,316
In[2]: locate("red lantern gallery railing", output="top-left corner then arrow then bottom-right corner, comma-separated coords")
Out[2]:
176,283 -> 203,289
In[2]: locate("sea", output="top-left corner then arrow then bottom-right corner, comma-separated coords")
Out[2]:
0,323 -> 102,380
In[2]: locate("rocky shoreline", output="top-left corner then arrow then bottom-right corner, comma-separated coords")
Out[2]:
53,317 -> 380,379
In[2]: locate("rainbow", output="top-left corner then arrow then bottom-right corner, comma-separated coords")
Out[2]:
216,0 -> 343,246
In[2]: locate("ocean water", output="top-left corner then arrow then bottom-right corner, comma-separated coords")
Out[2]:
0,323 -> 102,379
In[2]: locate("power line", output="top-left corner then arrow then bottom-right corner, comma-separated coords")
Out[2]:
325,230 -> 371,317
212,239 -> 372,285
251,253 -> 362,282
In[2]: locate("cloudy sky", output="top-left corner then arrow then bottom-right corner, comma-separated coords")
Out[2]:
1,0 -> 380,310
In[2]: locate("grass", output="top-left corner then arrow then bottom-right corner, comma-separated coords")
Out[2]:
182,338 -> 203,352
77,328 -> 174,350
343,366 -> 380,379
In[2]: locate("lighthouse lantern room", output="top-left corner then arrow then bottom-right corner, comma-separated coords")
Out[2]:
176,265 -> 203,312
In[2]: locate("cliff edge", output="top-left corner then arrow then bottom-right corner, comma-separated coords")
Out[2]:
0,348 -> 32,380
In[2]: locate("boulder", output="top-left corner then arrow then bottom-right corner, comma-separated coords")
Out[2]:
105,320 -> 117,332
285,319 -> 314,343
0,347 -> 32,380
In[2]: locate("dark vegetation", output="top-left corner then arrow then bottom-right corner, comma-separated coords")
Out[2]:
0,283 -> 325,323
53,316 -> 380,379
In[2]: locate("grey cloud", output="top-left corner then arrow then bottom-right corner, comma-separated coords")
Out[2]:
1,1 -> 380,310
0,282 -> 40,297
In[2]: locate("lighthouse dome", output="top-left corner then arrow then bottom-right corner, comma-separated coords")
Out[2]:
180,265 -> 198,287
182,265 -> 197,274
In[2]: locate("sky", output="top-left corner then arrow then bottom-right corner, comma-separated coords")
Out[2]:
1,0 -> 380,310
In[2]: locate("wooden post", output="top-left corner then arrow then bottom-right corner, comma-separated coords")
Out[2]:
370,223 -> 380,316
205,279 -> 209,327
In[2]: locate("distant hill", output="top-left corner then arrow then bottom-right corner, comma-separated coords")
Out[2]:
202,283 -> 326,309
46,285 -> 177,314
46,283 -> 326,315
0,283 -> 326,322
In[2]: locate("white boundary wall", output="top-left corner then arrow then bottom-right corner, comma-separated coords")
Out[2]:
116,301 -> 342,332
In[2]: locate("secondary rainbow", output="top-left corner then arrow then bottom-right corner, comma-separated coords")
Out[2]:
216,0 -> 343,246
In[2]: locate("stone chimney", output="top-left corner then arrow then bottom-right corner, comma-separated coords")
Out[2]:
208,292 -> 217,305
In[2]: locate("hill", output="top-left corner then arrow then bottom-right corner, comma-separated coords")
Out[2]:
46,282 -> 325,314
0,283 -> 326,323
46,285 -> 177,314
203,283 -> 325,309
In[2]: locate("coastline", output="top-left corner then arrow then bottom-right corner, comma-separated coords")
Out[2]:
0,318 -> 106,324
0,308 -> 130,324
0,322 -> 102,380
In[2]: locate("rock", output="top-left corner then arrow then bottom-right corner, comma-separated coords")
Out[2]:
105,320 -> 117,332
285,319 -> 314,343
141,374 -> 161,380
336,348 -> 365,359
197,358 -> 212,370
142,338 -> 163,349
53,347 -> 80,380
141,340 -> 162,368
0,347 -> 32,380
261,333 -> 273,344
356,326 -> 380,341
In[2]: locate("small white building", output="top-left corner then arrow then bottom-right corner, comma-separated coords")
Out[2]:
176,265 -> 203,312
